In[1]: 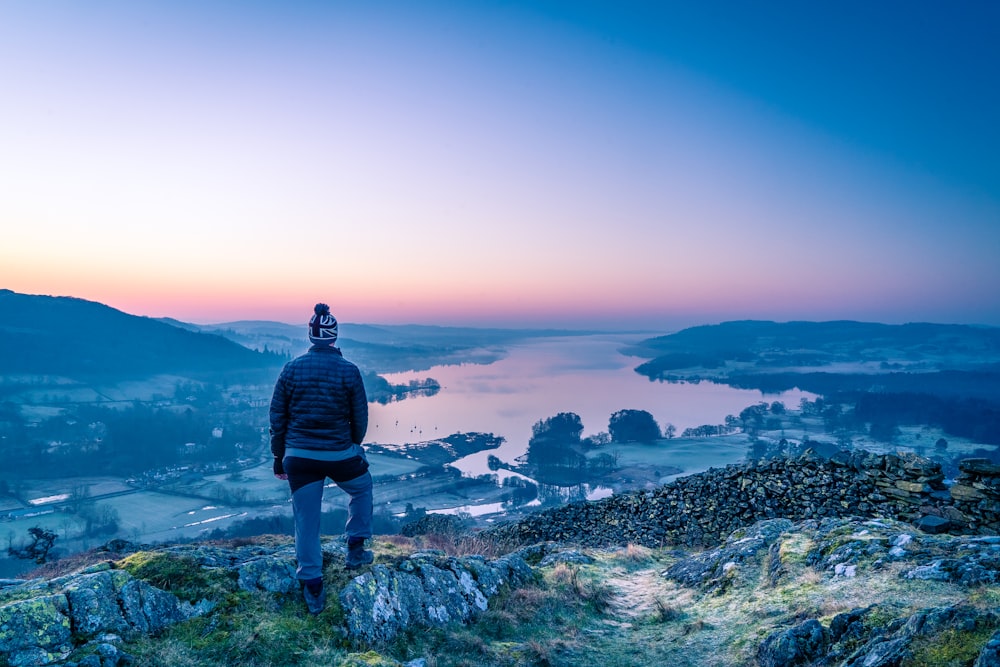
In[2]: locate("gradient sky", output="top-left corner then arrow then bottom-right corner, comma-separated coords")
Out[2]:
2,1 -> 998,330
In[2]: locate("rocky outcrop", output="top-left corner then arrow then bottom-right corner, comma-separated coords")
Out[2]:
484,452 -> 1000,548
665,518 -> 793,592
658,517 -> 1000,666
0,536 -> 540,664
757,604 -> 1000,667
663,516 -> 999,591
339,550 -> 534,643
0,564 -> 207,667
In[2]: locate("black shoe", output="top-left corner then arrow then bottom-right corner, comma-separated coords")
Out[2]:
301,578 -> 326,615
346,540 -> 374,570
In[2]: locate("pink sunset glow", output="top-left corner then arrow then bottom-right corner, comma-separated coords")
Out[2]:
1,2 -> 998,330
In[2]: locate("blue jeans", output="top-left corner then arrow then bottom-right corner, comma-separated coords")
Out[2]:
284,455 -> 373,581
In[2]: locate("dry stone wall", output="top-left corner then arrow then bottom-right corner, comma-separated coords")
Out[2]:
485,452 -> 1000,549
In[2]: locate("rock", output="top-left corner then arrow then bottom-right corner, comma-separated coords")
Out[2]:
845,636 -> 910,666
539,549 -> 594,566
960,459 -> 1000,476
93,641 -> 132,667
892,534 -> 913,547
834,563 -> 857,578
63,571 -> 129,639
950,484 -> 986,501
118,577 -> 192,634
976,629 -> 1000,667
339,553 -> 532,643
0,594 -> 72,667
665,519 -> 790,590
0,561 -> 210,666
340,565 -> 426,644
896,480 -> 930,494
238,555 -> 298,593
829,607 -> 872,643
914,514 -> 951,534
844,604 -> 999,667
757,618 -> 828,666
402,559 -> 475,624
904,559 -> 952,581
904,552 -> 1000,586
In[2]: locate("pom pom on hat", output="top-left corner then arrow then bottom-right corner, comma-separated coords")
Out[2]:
309,303 -> 339,345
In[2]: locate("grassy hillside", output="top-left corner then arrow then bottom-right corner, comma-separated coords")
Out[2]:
14,516 -> 999,666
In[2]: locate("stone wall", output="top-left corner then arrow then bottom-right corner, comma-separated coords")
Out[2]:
484,452 -> 1000,549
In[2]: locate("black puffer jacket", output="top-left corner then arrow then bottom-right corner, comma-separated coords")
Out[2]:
269,346 -> 368,471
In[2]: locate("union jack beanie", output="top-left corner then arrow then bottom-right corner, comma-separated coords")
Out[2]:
308,303 -> 339,345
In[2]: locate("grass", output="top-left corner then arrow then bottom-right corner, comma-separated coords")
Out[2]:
907,624 -> 999,667
117,551 -> 237,602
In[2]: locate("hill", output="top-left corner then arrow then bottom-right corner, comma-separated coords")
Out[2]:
0,290 -> 285,380
627,320 -> 1000,374
2,452 -> 998,666
627,320 -> 1000,407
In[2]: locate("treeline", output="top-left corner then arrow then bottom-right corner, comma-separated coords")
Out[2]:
723,369 -> 1000,404
522,409 -> 665,484
628,320 -> 1000,369
0,398 -> 264,481
852,393 -> 1000,446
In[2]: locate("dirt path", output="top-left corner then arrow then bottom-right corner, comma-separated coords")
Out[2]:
604,567 -> 681,621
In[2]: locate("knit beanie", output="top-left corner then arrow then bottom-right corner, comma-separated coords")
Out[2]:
308,303 -> 339,345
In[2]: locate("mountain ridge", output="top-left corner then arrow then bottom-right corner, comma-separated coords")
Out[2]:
0,290 -> 284,380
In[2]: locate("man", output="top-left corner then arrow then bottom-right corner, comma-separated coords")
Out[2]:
270,303 -> 374,615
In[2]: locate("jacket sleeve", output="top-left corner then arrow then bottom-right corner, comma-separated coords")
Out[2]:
350,366 -> 369,445
269,366 -> 291,465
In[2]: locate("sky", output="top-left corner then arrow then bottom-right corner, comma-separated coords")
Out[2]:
2,1 -> 998,330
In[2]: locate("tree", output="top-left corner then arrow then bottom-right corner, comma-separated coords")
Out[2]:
531,412 -> 584,442
583,432 -> 611,447
9,526 -> 57,564
664,423 -> 677,439
589,452 -> 618,472
526,412 -> 585,468
739,402 -> 769,431
608,409 -> 661,443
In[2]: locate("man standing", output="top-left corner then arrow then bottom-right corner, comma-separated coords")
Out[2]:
270,303 -> 374,615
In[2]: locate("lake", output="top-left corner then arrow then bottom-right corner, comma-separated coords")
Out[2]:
368,334 -> 815,478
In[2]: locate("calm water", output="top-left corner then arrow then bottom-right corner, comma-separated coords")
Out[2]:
368,334 -> 814,476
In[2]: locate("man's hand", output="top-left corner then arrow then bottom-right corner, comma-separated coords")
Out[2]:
275,473 -> 288,481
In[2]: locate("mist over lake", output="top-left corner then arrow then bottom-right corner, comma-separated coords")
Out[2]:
368,334 -> 815,476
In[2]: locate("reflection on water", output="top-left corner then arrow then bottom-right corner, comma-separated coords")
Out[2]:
368,334 -> 815,476
427,483 -> 614,517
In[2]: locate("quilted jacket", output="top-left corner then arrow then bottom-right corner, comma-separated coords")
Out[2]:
269,345 -> 368,468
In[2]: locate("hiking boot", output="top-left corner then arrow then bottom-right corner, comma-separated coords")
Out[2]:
346,539 -> 374,570
301,577 -> 326,615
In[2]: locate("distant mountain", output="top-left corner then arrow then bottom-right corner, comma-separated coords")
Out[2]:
0,290 -> 285,379
625,319 -> 1000,407
183,319 -> 595,373
627,319 -> 1000,372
